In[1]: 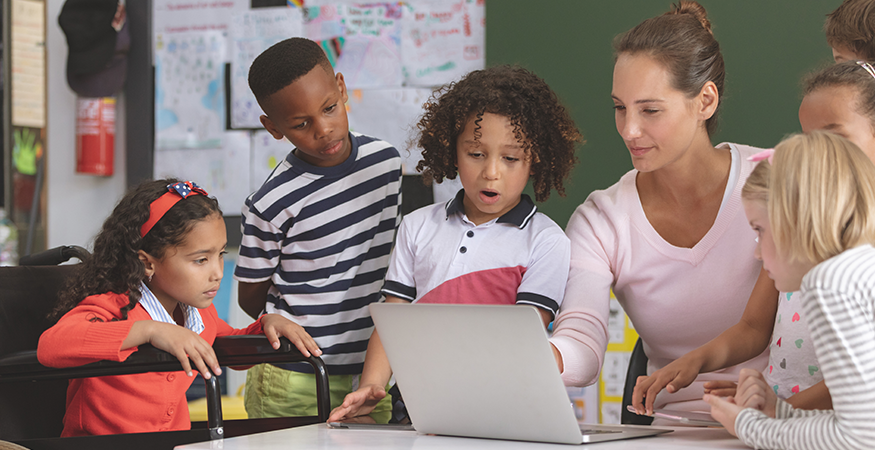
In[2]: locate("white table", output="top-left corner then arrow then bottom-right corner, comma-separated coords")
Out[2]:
175,424 -> 751,449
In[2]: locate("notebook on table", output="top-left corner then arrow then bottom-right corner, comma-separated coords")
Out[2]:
369,303 -> 672,445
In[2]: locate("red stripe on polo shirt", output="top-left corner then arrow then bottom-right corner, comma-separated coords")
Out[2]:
417,266 -> 527,305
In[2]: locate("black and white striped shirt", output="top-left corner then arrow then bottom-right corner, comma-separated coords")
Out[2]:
736,244 -> 875,450
234,132 -> 401,375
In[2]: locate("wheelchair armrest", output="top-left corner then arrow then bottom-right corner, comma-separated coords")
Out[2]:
0,345 -> 182,383
212,335 -> 330,422
19,245 -> 90,266
0,335 -> 330,422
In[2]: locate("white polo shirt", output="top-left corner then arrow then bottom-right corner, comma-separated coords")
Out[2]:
381,190 -> 570,317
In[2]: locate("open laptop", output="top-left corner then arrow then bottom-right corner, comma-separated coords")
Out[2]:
369,303 -> 672,445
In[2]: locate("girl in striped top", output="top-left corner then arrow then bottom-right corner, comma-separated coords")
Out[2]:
705,131 -> 875,449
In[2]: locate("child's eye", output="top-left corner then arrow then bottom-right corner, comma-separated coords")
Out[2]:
325,104 -> 337,113
220,250 -> 228,257
195,258 -> 208,264
504,156 -> 520,162
293,121 -> 308,130
468,151 -> 484,158
613,105 -> 625,112
751,228 -> 762,243
643,108 -> 659,114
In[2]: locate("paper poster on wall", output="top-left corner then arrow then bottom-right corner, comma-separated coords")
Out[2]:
152,0 -> 248,53
154,132 -> 252,214
335,3 -> 404,88
230,8 -> 305,129
155,31 -> 227,150
11,0 -> 46,128
401,0 -> 485,87
304,4 -> 344,43
346,87 -> 433,174
250,130 -> 293,192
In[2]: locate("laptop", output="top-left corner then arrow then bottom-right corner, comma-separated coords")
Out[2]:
369,303 -> 672,445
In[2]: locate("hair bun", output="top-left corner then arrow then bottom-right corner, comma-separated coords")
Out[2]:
667,1 -> 712,35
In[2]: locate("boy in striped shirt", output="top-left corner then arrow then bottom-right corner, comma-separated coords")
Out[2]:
235,37 -> 401,422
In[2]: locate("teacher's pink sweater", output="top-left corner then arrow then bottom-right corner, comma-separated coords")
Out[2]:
551,143 -> 769,411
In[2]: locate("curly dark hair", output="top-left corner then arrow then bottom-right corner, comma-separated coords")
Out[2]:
415,65 -> 581,202
249,37 -> 333,105
48,178 -> 222,322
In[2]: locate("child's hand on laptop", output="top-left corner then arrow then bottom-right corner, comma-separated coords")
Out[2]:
703,394 -> 741,437
328,384 -> 388,422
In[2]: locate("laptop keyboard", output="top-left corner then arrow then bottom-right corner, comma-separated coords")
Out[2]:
579,427 -> 622,435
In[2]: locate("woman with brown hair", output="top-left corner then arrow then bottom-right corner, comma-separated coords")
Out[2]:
549,1 -> 775,416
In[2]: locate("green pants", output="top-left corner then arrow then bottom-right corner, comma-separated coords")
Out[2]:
244,363 -> 392,423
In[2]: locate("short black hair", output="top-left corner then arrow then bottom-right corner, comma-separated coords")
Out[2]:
248,37 -> 333,104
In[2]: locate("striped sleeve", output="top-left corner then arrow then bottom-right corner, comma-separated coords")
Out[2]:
735,246 -> 875,450
235,196 -> 284,282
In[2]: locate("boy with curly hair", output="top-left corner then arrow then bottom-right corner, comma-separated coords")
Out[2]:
328,65 -> 582,421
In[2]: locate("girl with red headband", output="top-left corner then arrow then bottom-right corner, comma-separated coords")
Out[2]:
37,178 -> 321,436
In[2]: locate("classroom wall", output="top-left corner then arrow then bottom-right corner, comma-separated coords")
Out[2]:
41,0 -> 840,249
45,0 -> 128,250
487,0 -> 838,227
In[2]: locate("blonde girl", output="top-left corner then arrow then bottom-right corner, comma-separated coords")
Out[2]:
706,130 -> 875,450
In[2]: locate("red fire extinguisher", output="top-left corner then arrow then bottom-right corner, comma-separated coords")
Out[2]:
76,97 -> 114,176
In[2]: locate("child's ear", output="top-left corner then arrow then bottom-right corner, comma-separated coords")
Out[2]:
138,250 -> 156,280
697,81 -> 719,121
259,115 -> 285,141
335,72 -> 349,104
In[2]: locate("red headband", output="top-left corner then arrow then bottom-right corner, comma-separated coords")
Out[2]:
140,181 -> 209,238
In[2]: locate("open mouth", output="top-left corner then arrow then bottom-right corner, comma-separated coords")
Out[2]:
479,190 -> 500,205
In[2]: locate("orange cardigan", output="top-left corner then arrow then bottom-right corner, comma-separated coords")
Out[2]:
37,292 -> 263,437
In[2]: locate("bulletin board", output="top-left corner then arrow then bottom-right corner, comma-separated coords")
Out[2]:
145,0 -> 484,218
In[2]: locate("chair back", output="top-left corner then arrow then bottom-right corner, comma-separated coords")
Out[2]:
0,265 -> 80,440
620,337 -> 653,425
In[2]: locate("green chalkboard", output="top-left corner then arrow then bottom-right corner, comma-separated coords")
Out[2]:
487,0 -> 839,227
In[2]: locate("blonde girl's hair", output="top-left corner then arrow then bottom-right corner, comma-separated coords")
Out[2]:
769,130 -> 875,264
741,160 -> 771,203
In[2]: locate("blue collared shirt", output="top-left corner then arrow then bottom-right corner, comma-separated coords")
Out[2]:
138,281 -> 205,334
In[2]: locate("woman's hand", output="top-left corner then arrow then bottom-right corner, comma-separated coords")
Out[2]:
631,355 -> 703,415
327,384 -> 387,422
260,314 -> 322,358
734,368 -> 777,418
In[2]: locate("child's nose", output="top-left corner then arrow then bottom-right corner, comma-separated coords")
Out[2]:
212,258 -> 224,281
483,157 -> 500,179
314,117 -> 332,139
